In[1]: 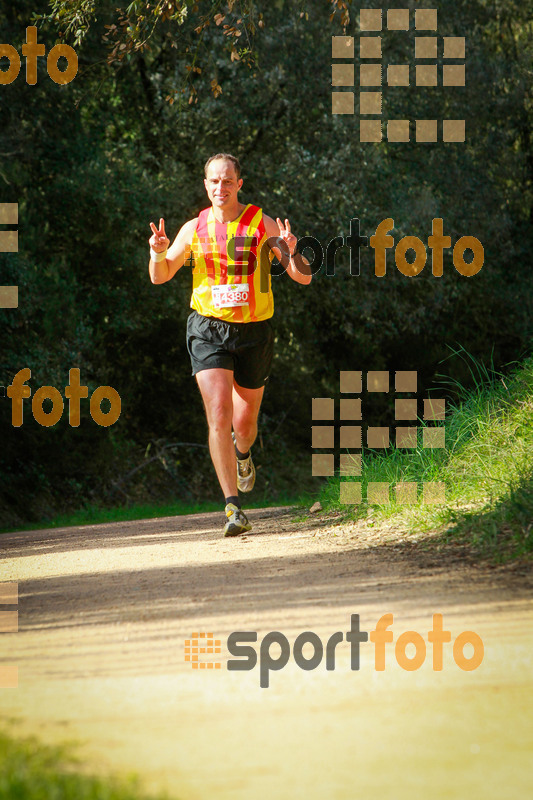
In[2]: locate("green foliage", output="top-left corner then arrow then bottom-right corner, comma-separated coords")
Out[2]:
37,0 -> 266,93
1,0 -> 532,526
319,351 -> 533,560
449,473 -> 533,559
0,728 -> 174,800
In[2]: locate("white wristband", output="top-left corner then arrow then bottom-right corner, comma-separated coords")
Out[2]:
150,247 -> 168,262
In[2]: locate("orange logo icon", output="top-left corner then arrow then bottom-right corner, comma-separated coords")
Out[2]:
185,632 -> 222,670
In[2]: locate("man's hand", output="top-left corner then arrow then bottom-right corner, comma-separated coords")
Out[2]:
263,214 -> 311,285
149,218 -> 170,253
276,217 -> 297,257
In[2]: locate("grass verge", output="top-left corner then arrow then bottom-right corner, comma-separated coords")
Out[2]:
0,493 -> 308,535
319,350 -> 533,560
0,727 -> 174,800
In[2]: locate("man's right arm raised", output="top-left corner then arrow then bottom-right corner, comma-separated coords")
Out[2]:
148,217 -> 198,284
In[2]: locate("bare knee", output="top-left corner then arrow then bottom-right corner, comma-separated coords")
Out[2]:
206,402 -> 233,436
233,417 -> 257,444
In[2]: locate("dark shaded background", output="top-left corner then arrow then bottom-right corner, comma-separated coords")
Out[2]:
1,0 -> 531,527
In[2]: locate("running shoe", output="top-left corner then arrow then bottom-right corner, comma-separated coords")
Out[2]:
223,503 -> 252,537
232,432 -> 256,492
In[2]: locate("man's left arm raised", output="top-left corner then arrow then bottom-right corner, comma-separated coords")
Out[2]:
263,215 -> 312,285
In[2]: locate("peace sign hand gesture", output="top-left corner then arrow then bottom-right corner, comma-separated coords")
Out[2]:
149,218 -> 170,253
276,217 -> 297,258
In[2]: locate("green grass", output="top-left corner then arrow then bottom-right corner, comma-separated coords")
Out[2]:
0,727 -> 175,800
319,350 -> 533,560
0,493 -> 306,535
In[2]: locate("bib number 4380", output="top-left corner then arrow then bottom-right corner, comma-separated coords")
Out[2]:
212,283 -> 250,308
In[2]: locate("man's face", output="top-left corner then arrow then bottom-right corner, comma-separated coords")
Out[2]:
204,159 -> 243,208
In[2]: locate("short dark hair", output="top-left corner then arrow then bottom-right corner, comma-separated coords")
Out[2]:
204,153 -> 241,180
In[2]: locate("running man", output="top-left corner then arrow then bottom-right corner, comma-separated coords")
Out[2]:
148,153 -> 311,536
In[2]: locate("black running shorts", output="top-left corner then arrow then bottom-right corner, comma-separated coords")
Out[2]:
186,310 -> 274,389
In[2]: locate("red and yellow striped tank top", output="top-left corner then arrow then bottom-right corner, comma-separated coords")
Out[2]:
189,204 -> 274,322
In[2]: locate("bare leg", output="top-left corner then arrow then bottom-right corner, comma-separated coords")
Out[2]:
232,381 -> 265,455
195,368 -> 238,498
195,369 -> 266,499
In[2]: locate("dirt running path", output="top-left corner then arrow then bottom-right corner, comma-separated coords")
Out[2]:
1,507 -> 532,799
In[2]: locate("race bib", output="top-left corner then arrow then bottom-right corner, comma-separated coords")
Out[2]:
211,283 -> 250,308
